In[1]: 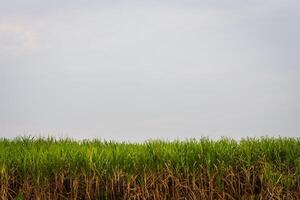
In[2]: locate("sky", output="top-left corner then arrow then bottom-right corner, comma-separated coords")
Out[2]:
0,0 -> 299,141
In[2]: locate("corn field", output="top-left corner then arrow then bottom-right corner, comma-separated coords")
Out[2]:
0,137 -> 299,200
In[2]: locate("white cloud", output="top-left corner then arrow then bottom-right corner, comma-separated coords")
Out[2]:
0,23 -> 38,58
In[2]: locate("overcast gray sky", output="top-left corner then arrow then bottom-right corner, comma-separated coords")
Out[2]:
0,0 -> 299,141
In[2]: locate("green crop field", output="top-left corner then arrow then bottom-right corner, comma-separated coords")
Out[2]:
0,137 -> 299,199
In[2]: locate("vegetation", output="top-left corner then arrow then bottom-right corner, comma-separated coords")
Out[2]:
0,137 -> 299,199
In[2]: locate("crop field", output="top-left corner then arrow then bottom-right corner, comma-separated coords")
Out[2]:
0,137 -> 299,200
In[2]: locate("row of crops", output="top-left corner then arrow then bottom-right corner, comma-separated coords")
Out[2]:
0,137 -> 299,199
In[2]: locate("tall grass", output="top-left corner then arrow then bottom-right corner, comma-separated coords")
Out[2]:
0,137 -> 299,199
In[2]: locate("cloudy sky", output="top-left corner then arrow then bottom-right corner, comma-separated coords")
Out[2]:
0,0 -> 299,141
